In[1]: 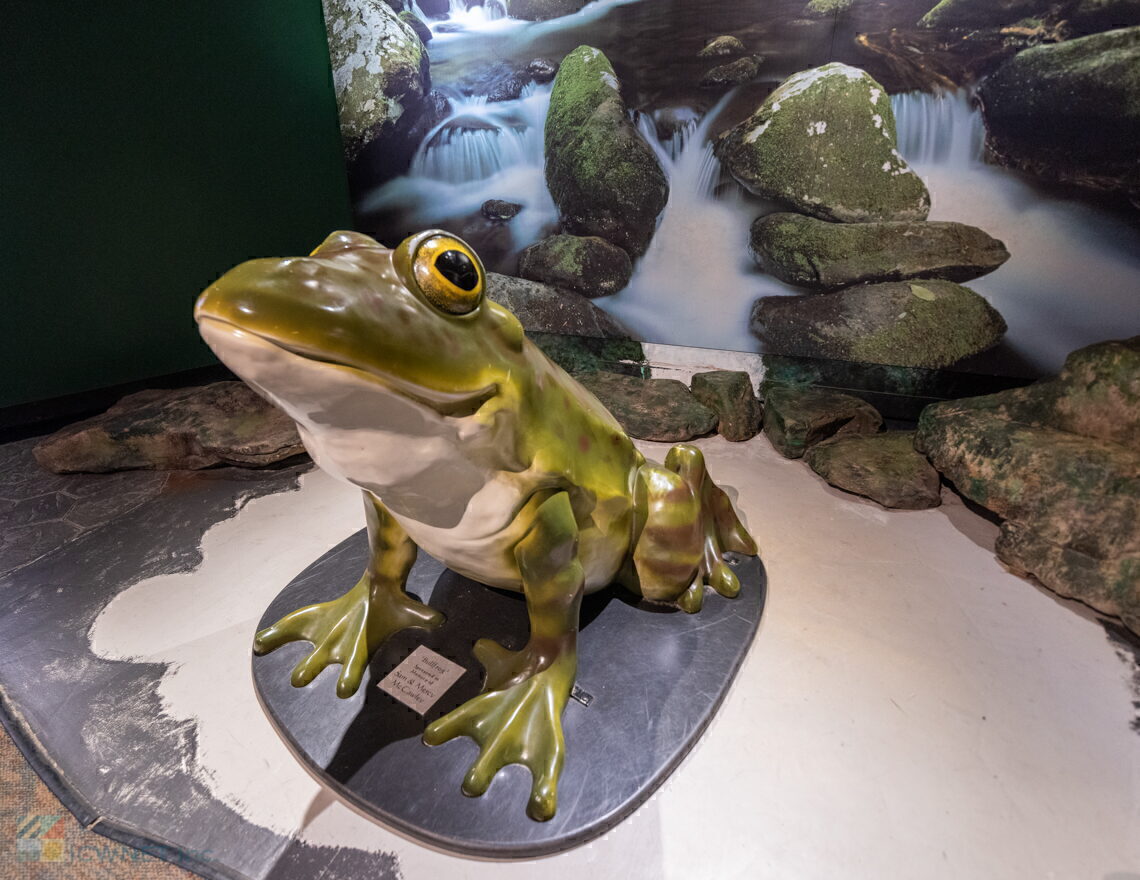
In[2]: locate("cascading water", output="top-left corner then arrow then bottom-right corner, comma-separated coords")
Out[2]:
361,84 -> 557,252
892,90 -> 1140,373
600,97 -> 800,351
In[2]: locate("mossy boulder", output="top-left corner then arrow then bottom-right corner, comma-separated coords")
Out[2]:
750,213 -> 1010,290
714,63 -> 930,223
507,0 -> 589,20
762,383 -> 883,459
33,383 -> 304,473
699,36 -> 746,57
977,27 -> 1140,201
323,0 -> 431,166
806,0 -> 858,15
397,10 -> 432,43
545,46 -> 669,257
915,337 -> 1140,634
517,234 -> 633,297
486,272 -> 635,339
806,431 -> 942,509
699,56 -> 763,89
918,0 -> 1041,29
576,373 -> 717,442
751,279 -> 1007,369
690,371 -> 762,441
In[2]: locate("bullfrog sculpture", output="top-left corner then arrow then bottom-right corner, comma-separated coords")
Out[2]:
194,230 -> 758,821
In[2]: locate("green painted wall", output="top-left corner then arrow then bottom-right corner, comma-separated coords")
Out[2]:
0,2 -> 352,409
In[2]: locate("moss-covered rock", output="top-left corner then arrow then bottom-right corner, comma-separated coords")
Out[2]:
918,0 -> 1041,29
507,0 -> 589,20
699,56 -> 763,89
915,337 -> 1140,633
322,0 -> 431,165
397,10 -> 432,43
545,46 -> 669,257
806,0 -> 858,15
576,372 -> 717,442
517,234 -> 633,297
752,279 -> 1006,369
762,383 -> 883,458
714,63 -> 930,223
806,431 -> 942,509
486,272 -> 635,338
690,371 -> 762,441
699,36 -> 746,57
750,213 -> 1010,289
977,27 -> 1140,200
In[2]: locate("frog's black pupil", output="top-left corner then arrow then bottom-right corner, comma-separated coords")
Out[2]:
435,249 -> 479,292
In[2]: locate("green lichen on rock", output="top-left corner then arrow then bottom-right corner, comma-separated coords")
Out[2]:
714,63 -> 930,222
698,35 -> 746,57
322,0 -> 430,162
751,279 -> 1007,369
517,234 -> 633,297
486,272 -> 634,338
806,0 -> 857,16
750,213 -> 1009,290
544,46 -> 669,256
977,26 -> 1140,198
914,338 -> 1140,633
761,383 -> 882,458
805,431 -> 942,509
699,56 -> 763,89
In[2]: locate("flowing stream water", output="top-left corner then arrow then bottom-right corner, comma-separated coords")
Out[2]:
369,1 -> 1140,374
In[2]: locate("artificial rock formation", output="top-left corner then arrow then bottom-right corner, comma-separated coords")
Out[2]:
577,373 -> 717,442
689,371 -> 762,441
915,336 -> 1140,634
806,431 -> 942,509
762,384 -> 883,459
33,383 -> 304,473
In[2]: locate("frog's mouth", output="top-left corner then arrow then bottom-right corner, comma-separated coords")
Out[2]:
197,317 -> 498,418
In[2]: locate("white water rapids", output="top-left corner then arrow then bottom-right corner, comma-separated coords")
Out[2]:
368,4 -> 1140,372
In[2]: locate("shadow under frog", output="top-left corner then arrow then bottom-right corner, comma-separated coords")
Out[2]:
195,229 -> 759,821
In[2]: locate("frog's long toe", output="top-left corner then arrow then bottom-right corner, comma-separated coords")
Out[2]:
254,576 -> 443,698
423,653 -> 573,821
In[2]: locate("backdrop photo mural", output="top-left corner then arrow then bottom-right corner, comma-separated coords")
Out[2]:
320,0 -> 1140,378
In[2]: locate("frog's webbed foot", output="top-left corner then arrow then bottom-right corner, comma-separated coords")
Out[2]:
253,493 -> 443,698
424,648 -> 574,821
424,491 -> 583,821
632,444 -> 758,613
254,575 -> 442,698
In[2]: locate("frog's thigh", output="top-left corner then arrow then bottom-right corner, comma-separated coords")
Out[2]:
631,464 -> 703,603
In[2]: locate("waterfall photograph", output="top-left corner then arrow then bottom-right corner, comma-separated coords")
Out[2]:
322,0 -> 1140,378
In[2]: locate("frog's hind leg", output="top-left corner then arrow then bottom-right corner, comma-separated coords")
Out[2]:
630,443 -> 758,613
253,492 -> 443,698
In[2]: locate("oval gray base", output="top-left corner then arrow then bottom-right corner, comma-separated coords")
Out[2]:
253,530 -> 766,859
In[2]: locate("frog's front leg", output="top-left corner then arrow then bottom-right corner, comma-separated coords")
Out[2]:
423,491 -> 582,821
254,492 -> 443,698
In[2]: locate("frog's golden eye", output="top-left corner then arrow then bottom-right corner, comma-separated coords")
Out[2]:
411,234 -> 485,315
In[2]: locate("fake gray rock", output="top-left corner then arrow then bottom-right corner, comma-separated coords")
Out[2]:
690,371 -> 762,441
577,373 -> 717,442
33,383 -> 304,473
762,384 -> 883,459
806,431 -> 942,509
915,337 -> 1140,635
